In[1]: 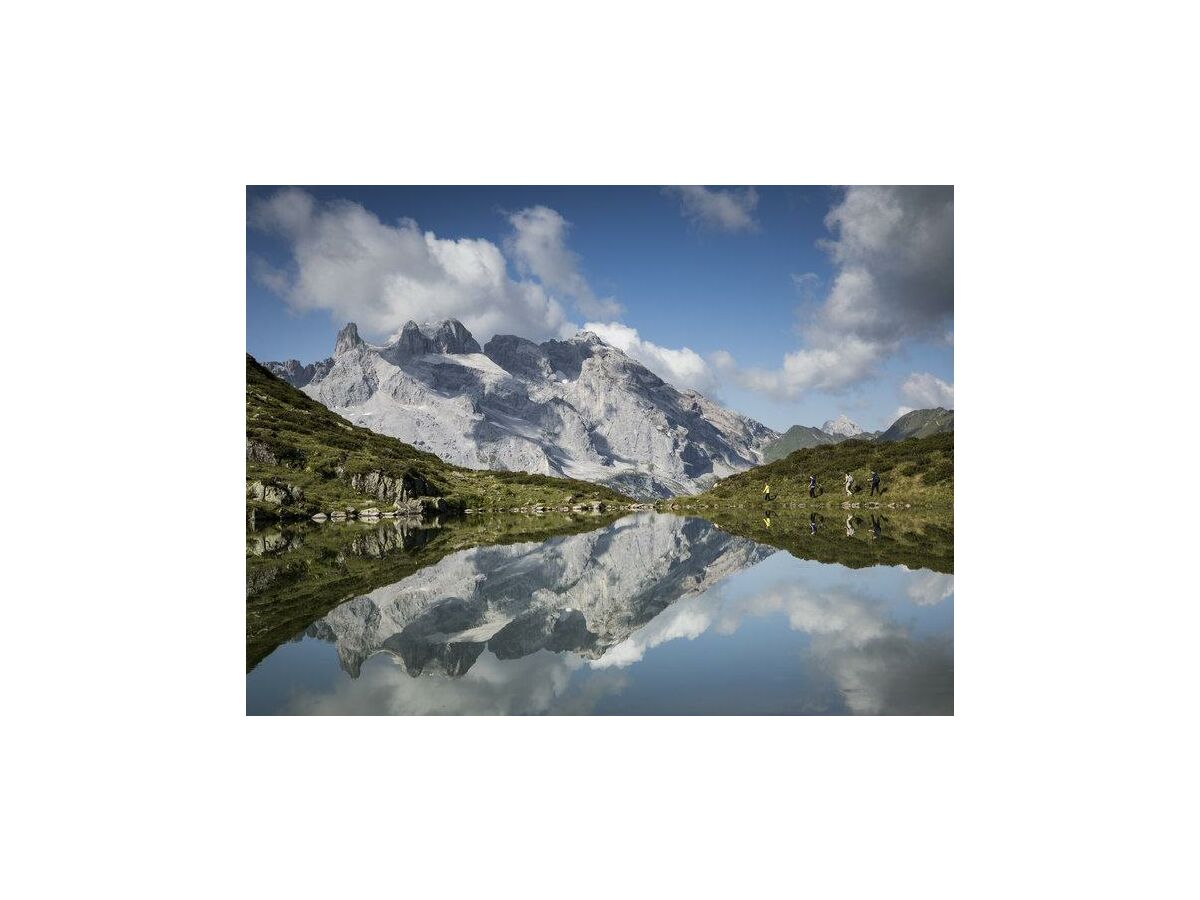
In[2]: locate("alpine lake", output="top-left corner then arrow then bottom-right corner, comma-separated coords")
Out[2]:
247,507 -> 953,715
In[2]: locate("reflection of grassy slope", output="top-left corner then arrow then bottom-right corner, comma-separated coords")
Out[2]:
247,513 -> 619,671
246,355 -> 630,519
697,509 -> 953,574
681,432 -> 953,509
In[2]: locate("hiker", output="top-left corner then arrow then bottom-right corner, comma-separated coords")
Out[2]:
763,482 -> 771,501
844,472 -> 855,496
870,470 -> 881,496
809,474 -> 817,498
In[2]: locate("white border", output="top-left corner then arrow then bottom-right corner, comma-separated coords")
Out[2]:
4,2 -> 1195,896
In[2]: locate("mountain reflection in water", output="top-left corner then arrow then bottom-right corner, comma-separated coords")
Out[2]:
247,511 -> 952,715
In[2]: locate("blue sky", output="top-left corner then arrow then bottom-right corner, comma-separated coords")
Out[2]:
247,185 -> 953,432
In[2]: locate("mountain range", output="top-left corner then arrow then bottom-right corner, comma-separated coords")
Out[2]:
761,407 -> 953,463
267,320 -> 778,498
762,420 -> 877,463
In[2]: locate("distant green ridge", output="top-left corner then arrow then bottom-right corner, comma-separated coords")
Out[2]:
878,407 -> 954,442
762,425 -> 839,461
762,424 -> 883,462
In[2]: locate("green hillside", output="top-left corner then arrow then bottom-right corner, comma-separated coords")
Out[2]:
762,426 -> 882,462
678,432 -> 953,509
246,355 -> 631,523
762,425 -> 838,461
878,407 -> 954,442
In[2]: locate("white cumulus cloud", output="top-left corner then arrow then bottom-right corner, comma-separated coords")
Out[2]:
504,205 -> 623,320
665,185 -> 759,232
889,371 -> 953,425
249,188 -> 576,344
714,186 -> 954,399
713,329 -> 885,397
901,371 -> 954,409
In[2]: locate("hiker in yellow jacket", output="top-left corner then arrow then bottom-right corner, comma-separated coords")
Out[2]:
763,482 -> 771,501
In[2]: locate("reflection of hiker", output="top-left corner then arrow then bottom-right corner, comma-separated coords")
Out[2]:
809,474 -> 817,498
844,472 -> 855,496
870,470 -> 881,496
763,482 -> 771,501
763,515 -> 771,528
845,515 -> 855,537
871,514 -> 882,539
809,512 -> 818,535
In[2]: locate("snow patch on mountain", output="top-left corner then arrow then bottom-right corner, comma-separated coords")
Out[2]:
821,414 -> 864,437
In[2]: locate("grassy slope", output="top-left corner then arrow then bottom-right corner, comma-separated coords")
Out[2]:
762,425 -> 835,462
246,355 -> 631,518
247,513 -> 620,670
676,432 -> 953,509
878,407 -> 953,442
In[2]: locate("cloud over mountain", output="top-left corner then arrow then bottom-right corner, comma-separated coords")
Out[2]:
504,205 -> 623,320
902,372 -> 954,408
249,188 -> 577,343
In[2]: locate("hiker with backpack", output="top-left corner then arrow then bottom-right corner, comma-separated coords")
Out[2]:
870,470 -> 881,496
808,474 -> 817,498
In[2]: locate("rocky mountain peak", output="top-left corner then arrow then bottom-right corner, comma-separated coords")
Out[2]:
483,334 -> 553,380
821,414 -> 863,437
386,319 -> 482,357
334,322 -> 365,356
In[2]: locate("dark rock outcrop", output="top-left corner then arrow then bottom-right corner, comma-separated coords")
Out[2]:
247,479 -> 304,506
381,320 -> 482,360
349,469 -> 433,504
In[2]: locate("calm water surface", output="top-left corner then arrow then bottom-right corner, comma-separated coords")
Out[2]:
247,511 -> 952,715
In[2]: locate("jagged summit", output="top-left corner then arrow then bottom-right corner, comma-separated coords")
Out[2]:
821,414 -> 863,438
266,319 -> 778,499
387,319 -> 482,356
334,322 -> 365,356
332,319 -> 485,358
